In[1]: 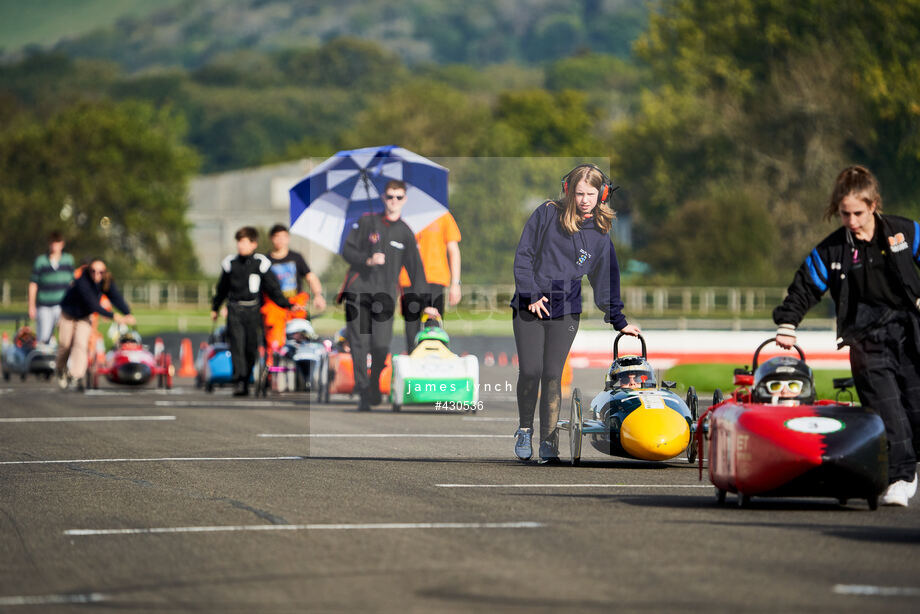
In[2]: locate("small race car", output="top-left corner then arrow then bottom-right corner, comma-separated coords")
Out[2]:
86,329 -> 173,389
390,317 -> 480,412
195,326 -> 271,396
695,338 -> 887,509
1,322 -> 56,381
271,318 -> 329,402
326,328 -> 392,398
195,326 -> 234,393
557,333 -> 700,465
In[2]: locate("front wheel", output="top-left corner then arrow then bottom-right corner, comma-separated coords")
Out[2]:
569,387 -> 583,466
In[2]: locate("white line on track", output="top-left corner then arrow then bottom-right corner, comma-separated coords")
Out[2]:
258,433 -> 509,438
833,584 -> 920,597
64,521 -> 543,536
0,415 -> 176,423
461,416 -> 517,422
0,592 -> 106,606
0,456 -> 305,466
436,483 -> 712,488
155,401 -> 301,407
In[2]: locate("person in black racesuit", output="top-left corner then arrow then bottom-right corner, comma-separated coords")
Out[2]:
774,165 -> 920,507
339,179 -> 437,411
511,164 -> 640,463
211,226 -> 293,396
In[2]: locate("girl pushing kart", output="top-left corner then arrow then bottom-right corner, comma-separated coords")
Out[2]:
510,164 -> 639,463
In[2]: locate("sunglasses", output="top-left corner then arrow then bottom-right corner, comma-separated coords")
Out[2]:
766,380 -> 803,394
384,193 -> 406,201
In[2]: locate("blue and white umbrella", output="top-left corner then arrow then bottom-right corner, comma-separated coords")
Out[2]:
289,145 -> 449,253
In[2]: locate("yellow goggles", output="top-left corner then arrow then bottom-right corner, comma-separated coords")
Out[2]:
766,380 -> 803,394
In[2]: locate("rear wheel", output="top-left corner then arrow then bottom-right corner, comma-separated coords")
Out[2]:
569,387 -> 583,466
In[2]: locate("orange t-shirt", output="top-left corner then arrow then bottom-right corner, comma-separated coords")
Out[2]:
399,212 -> 461,288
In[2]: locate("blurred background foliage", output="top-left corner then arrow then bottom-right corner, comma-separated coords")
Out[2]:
1,0 -> 918,285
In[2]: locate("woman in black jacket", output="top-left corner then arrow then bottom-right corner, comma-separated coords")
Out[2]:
510,164 -> 639,463
775,166 -> 920,506
56,259 -> 135,391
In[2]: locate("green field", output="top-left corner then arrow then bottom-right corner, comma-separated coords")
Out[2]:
0,0 -> 178,51
663,362 -> 854,401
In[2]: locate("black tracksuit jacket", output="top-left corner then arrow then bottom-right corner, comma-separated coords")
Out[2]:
774,214 -> 920,348
340,213 -> 429,301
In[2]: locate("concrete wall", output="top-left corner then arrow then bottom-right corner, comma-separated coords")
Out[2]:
188,158 -> 336,277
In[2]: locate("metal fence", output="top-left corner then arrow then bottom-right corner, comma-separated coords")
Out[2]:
1,279 -> 798,318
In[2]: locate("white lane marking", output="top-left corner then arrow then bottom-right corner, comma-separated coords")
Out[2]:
155,401 -> 301,407
833,584 -> 920,597
0,592 -> 106,606
65,521 -> 543,536
437,483 -> 712,489
461,416 -> 517,422
258,433 -> 509,438
0,416 -> 176,423
0,456 -> 305,466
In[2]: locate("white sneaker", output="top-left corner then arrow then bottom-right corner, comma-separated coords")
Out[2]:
907,473 -> 918,498
513,428 -> 533,460
56,370 -> 69,390
880,481 -> 910,507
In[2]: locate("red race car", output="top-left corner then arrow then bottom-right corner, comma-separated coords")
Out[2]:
696,338 -> 887,510
86,330 -> 174,390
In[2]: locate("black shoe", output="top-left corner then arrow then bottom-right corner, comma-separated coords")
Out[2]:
369,387 -> 382,406
357,389 -> 371,411
233,381 -> 248,397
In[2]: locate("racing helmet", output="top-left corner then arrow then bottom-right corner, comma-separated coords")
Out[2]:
334,328 -> 349,351
118,330 -> 142,346
414,316 -> 449,347
285,318 -> 317,341
606,355 -> 656,390
751,356 -> 815,405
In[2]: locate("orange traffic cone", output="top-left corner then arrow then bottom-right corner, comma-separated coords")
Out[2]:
178,338 -> 196,377
1,331 -> 8,345
561,355 -> 573,389
498,352 -> 508,366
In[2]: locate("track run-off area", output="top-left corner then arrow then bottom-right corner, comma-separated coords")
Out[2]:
1,366 -> 918,613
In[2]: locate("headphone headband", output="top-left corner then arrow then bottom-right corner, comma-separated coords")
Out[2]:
561,164 -> 617,204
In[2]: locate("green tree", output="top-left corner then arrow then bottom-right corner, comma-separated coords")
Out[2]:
0,101 -> 200,278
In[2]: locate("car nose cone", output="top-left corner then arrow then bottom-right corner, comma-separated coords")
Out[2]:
620,407 -> 690,461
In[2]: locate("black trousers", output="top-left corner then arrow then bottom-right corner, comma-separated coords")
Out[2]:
227,303 -> 262,385
344,292 -> 396,398
849,317 -> 920,483
401,285 -> 445,353
512,309 -> 580,446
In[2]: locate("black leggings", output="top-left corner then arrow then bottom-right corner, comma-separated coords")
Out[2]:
512,310 -> 580,446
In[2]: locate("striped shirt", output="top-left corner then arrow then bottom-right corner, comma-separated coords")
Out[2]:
30,252 -> 75,306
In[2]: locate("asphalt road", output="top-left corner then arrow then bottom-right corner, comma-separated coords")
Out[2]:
1,367 -> 918,613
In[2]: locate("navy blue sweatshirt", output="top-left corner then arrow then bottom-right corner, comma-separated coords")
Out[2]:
511,201 -> 627,329
60,273 -> 131,320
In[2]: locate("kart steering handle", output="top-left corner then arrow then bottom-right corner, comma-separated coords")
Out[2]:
752,337 -> 806,370
614,332 -> 646,360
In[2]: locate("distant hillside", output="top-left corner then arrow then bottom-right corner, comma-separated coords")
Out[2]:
0,0 -> 180,54
2,0 -> 648,70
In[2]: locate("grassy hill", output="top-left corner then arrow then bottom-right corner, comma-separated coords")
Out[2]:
0,0 -> 180,53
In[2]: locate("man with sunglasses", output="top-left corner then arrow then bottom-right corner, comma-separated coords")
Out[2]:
339,180 -> 437,411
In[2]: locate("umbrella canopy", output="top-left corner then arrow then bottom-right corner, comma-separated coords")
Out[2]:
289,145 -> 449,253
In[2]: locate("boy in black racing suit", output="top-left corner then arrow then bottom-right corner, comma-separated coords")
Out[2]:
212,226 -> 293,396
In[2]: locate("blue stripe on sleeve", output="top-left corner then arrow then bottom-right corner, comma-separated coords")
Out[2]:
806,254 -> 828,292
913,221 -> 920,261
810,249 -> 827,281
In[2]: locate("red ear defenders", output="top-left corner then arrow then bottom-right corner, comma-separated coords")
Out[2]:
561,164 -> 617,204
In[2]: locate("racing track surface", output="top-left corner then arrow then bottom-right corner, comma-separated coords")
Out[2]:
1,367 -> 918,613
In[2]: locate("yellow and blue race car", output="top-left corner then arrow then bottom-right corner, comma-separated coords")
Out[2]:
557,333 -> 701,465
